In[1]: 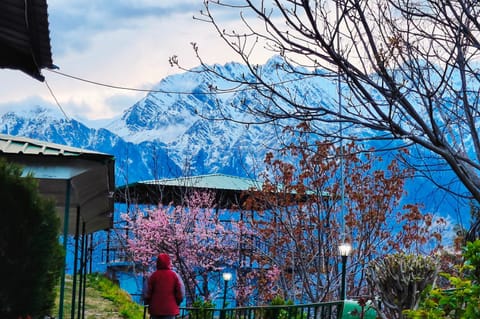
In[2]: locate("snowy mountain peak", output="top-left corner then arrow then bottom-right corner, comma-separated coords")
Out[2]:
0,57 -> 334,181
10,104 -> 66,121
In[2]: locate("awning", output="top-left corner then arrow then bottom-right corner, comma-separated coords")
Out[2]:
0,134 -> 115,234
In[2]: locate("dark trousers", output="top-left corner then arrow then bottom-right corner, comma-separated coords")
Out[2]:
150,316 -> 176,319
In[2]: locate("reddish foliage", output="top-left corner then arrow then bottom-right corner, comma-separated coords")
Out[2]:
242,124 -> 444,302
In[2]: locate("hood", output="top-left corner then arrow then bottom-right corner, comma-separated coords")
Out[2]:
156,253 -> 172,270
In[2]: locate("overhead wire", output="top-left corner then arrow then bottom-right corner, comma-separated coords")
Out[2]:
40,62 -> 333,125
41,55 -> 332,128
44,79 -> 70,121
22,0 -> 70,120
47,69 -> 199,94
24,0 -> 70,121
46,68 -> 319,96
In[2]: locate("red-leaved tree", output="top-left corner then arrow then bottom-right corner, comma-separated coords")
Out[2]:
240,124 -> 446,303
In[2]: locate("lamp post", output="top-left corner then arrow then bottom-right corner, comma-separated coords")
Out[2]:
221,272 -> 232,319
338,243 -> 352,301
222,272 -> 232,308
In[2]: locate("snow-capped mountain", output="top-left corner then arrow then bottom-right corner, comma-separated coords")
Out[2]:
1,57 -> 331,185
0,55 -> 463,208
0,105 -> 180,183
0,55 -> 466,237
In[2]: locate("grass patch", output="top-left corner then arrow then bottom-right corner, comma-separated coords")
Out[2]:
54,273 -> 144,319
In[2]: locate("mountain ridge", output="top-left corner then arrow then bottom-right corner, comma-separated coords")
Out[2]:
0,56 -> 466,232
0,56 -> 310,185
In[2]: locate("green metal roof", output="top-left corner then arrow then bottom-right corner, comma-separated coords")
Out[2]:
0,134 -> 115,234
0,134 -> 106,157
116,174 -> 262,209
116,173 -> 332,209
140,173 -> 261,191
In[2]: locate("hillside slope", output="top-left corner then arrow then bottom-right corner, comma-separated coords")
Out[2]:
55,274 -> 144,319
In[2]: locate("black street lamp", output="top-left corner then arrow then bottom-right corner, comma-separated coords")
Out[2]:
221,272 -> 232,319
338,243 -> 352,301
222,272 -> 232,308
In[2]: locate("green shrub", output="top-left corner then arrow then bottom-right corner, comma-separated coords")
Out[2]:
0,159 -> 64,318
262,295 -> 304,319
189,298 -> 215,319
88,273 -> 144,319
404,240 -> 480,319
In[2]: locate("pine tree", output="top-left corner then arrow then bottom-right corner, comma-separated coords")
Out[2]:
0,158 -> 64,318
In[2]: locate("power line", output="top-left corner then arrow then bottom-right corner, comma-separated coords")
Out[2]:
43,66 -> 324,124
46,68 -> 319,96
47,69 -> 248,95
44,79 -> 70,120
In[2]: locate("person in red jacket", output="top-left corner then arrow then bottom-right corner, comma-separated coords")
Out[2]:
145,253 -> 185,319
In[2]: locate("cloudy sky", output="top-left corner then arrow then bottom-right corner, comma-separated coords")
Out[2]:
0,0 -> 270,122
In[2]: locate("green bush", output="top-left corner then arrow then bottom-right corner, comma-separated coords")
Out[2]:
0,159 -> 64,318
404,240 -> 480,319
87,273 -> 144,319
262,296 -> 304,319
189,298 -> 215,319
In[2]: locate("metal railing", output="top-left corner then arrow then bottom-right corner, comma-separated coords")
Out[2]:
176,301 -> 344,319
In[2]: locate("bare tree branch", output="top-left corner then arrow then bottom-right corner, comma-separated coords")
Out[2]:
174,0 -> 480,232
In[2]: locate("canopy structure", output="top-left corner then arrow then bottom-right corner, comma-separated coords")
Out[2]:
115,173 -> 263,209
0,0 -> 55,81
115,173 -> 331,209
0,134 -> 115,319
0,134 -> 115,234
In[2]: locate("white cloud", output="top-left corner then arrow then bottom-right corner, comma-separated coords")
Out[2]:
0,1 -> 265,120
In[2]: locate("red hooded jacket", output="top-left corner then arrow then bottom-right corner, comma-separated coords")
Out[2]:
145,253 -> 185,316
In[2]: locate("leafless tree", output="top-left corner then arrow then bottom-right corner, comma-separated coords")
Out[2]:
171,0 -> 480,234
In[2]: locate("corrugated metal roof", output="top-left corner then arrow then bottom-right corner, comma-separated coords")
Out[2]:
0,134 -> 107,157
115,174 -> 262,209
116,174 -> 331,209
0,134 -> 115,234
140,173 -> 261,191
0,0 -> 54,81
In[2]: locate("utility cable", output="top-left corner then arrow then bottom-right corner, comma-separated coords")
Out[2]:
46,68 -> 319,96
22,0 -> 70,121
44,79 -> 70,121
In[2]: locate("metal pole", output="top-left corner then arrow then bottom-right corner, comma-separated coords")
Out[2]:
82,223 -> 88,319
77,222 -> 86,319
220,279 -> 228,319
222,280 -> 228,309
89,233 -> 93,273
340,255 -> 347,301
58,180 -> 71,319
71,207 -> 81,319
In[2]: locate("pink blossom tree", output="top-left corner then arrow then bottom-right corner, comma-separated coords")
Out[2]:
121,191 -> 250,303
